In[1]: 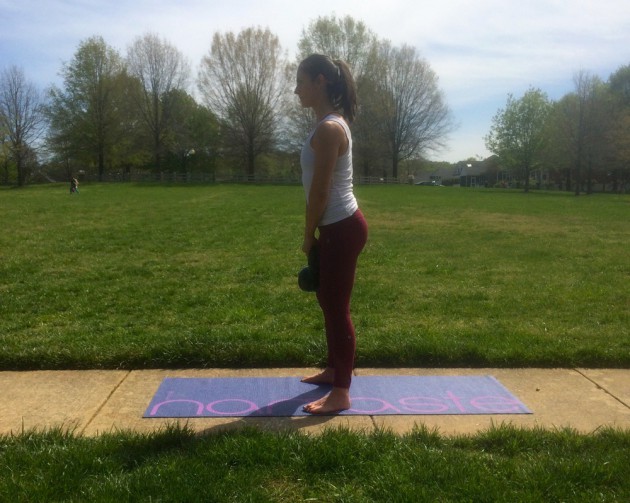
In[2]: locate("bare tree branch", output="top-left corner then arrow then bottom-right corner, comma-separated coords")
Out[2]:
198,27 -> 287,176
0,66 -> 45,186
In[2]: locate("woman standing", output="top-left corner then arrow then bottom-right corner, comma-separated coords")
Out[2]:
295,54 -> 368,414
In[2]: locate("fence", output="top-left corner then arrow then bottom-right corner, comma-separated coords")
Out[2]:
76,171 -> 411,186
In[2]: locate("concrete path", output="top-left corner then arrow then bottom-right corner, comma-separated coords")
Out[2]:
1,368 -> 628,437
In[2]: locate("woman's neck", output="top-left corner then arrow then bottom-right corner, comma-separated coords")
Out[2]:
313,102 -> 338,122
316,110 -> 343,123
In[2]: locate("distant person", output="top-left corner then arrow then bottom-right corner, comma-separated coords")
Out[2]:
294,54 -> 368,414
70,177 -> 79,194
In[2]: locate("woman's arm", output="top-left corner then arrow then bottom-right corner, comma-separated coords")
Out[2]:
302,120 -> 348,254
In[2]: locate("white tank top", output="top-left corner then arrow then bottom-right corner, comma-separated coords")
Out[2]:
300,114 -> 358,226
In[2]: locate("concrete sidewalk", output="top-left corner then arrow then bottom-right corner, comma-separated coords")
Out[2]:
1,368 -> 628,437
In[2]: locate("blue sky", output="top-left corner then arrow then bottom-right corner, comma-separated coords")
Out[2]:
1,0 -> 629,162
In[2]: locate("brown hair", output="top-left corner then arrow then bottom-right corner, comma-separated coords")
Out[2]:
298,54 -> 358,124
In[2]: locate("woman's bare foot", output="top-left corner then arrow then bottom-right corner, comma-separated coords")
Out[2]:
301,367 -> 335,385
303,387 -> 351,414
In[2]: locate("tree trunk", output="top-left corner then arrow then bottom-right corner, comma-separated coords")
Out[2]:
392,152 -> 399,179
16,144 -> 26,186
523,165 -> 530,193
98,145 -> 105,182
17,157 -> 26,187
247,143 -> 255,179
574,160 -> 581,196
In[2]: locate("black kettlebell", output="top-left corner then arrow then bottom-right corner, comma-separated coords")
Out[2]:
298,243 -> 319,292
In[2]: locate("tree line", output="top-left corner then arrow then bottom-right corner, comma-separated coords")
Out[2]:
1,14 -> 628,193
485,68 -> 630,194
0,15 -> 453,187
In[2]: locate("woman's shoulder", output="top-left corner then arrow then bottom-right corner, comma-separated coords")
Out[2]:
321,113 -> 348,127
320,114 -> 351,137
314,117 -> 346,141
312,115 -> 350,156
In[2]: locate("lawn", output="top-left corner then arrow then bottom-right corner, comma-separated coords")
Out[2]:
1,182 -> 629,501
1,183 -> 628,369
1,424 -> 629,502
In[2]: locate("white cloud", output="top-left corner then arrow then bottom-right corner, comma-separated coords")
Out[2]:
1,0 -> 629,162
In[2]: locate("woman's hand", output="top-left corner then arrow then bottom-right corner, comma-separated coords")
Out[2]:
302,234 -> 316,255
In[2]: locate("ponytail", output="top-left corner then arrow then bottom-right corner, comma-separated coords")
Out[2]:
299,54 -> 358,124
333,59 -> 357,124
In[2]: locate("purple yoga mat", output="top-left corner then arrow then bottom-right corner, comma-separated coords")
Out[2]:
144,375 -> 531,417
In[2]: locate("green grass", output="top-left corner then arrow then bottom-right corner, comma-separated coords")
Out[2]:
1,424 -> 629,501
1,183 -> 628,369
1,183 -> 629,501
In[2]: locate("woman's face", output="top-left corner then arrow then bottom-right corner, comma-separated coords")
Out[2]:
294,69 -> 321,109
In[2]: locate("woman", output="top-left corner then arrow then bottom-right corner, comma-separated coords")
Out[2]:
295,54 -> 368,414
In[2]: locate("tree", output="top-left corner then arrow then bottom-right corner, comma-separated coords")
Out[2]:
485,87 -> 552,192
544,95 -> 577,190
127,33 -> 190,171
46,36 -> 126,180
294,15 -> 379,175
366,42 -> 453,179
198,27 -> 287,178
548,73 -> 608,195
606,65 -> 630,192
609,64 -> 630,105
577,73 -> 610,194
297,15 -> 376,81
161,88 -> 219,174
0,66 -> 44,186
0,116 -> 11,184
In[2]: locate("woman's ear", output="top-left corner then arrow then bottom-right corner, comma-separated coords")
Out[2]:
315,73 -> 328,87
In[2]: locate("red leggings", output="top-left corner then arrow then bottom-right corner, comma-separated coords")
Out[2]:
316,209 -> 368,389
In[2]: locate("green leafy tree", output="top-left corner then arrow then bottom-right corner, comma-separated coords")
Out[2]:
161,88 -> 219,174
609,64 -> 630,105
606,65 -> 630,192
46,36 -> 126,180
573,72 -> 610,194
544,95 -> 577,190
485,87 -> 552,192
198,27 -> 287,178
545,73 -> 608,195
0,118 -> 11,184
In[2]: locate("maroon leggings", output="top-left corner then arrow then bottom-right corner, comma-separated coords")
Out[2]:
316,209 -> 368,389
